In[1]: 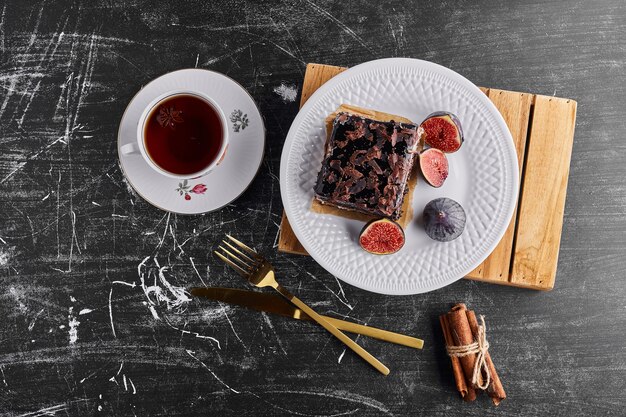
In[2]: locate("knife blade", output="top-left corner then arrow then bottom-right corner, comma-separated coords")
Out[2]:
189,287 -> 423,349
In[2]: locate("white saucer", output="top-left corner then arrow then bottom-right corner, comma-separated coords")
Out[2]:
118,69 -> 265,214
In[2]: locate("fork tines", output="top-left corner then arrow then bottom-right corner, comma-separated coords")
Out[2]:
214,235 -> 260,277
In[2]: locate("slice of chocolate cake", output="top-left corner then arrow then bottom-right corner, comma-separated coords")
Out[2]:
314,112 -> 420,220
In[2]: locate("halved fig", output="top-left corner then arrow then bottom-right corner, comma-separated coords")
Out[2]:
423,198 -> 466,242
420,148 -> 448,187
420,112 -> 463,153
359,218 -> 405,255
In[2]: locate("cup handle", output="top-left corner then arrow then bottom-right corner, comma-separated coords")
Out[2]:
121,142 -> 139,155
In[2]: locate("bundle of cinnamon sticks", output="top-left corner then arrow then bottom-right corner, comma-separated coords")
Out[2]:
439,303 -> 506,405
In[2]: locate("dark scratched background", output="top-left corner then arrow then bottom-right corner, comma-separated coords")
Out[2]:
0,1 -> 625,415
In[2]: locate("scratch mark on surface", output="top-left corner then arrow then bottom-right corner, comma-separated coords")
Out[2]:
18,402 -> 69,417
306,270 -> 353,310
169,224 -> 185,255
56,171 -> 61,258
26,1 -> 45,51
17,79 -> 42,128
338,316 -> 369,364
221,302 -> 247,349
68,306 -> 79,345
0,137 -> 65,184
0,4 -> 5,53
171,22 -> 275,31
263,389 -> 391,416
332,275 -> 349,304
139,257 -> 191,312
28,308 -> 45,331
155,213 -> 170,251
137,256 -> 220,346
128,376 -> 136,394
272,222 -> 281,248
112,280 -> 136,288
186,350 -> 240,394
108,288 -> 116,338
337,348 -> 346,364
1,365 -> 7,386
261,312 -> 288,355
302,0 -> 374,53
189,257 -> 208,287
79,369 -> 99,384
0,78 -> 16,123
78,308 -> 93,315
203,43 -> 258,66
66,209 -> 78,272
162,315 -> 221,347
61,32 -> 151,45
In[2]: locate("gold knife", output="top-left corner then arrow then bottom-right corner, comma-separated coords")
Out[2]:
189,287 -> 423,349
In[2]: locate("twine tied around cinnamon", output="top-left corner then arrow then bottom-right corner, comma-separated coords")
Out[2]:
446,315 -> 491,390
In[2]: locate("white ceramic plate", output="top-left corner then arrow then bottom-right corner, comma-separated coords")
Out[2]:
280,58 -> 518,295
118,69 -> 264,214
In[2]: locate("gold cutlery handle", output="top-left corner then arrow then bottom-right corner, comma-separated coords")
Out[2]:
274,284 -> 390,376
320,316 -> 424,349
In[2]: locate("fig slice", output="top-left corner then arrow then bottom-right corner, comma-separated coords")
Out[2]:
420,148 -> 449,187
423,198 -> 466,242
359,218 -> 405,255
420,112 -> 463,153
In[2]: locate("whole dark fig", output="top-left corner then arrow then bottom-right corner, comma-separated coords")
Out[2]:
420,112 -> 463,153
359,218 -> 405,255
419,148 -> 448,188
423,198 -> 466,242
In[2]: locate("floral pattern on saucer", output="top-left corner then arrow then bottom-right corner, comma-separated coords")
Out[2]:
230,109 -> 249,132
176,179 -> 207,200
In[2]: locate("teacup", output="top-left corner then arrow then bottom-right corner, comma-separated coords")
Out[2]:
120,91 -> 229,179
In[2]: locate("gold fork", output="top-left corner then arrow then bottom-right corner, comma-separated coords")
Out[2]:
215,235 -> 390,376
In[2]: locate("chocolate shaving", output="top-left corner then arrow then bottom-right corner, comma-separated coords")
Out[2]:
343,166 -> 363,180
345,121 -> 366,141
350,150 -> 368,165
350,178 -> 367,194
366,147 -> 382,161
368,160 -> 383,175
390,129 -> 398,146
335,139 -> 349,149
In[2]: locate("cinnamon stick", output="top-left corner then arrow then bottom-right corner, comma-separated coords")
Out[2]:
466,310 -> 506,405
439,314 -> 477,401
447,304 -> 485,389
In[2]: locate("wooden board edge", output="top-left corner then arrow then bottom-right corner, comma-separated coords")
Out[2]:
467,89 -> 534,283
465,274 -> 553,291
509,95 -> 577,289
278,213 -> 308,255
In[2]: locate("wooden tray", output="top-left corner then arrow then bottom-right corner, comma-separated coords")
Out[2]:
278,63 -> 577,291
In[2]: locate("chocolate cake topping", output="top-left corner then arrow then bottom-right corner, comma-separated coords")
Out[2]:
314,112 -> 420,220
